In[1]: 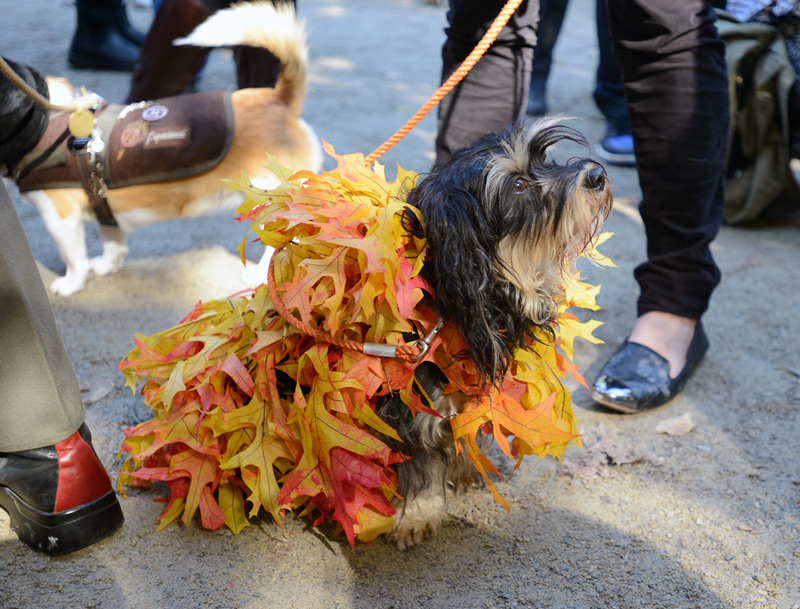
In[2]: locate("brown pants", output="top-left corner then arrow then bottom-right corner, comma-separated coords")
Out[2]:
435,0 -> 539,163
0,183 -> 84,452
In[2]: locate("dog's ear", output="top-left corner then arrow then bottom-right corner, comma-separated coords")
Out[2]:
404,175 -> 519,387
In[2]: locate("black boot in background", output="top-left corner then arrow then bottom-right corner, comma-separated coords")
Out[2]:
69,0 -> 144,71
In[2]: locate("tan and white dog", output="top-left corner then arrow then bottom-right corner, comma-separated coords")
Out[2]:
11,2 -> 320,296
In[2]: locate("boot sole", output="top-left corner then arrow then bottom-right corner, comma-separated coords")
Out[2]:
0,485 -> 124,555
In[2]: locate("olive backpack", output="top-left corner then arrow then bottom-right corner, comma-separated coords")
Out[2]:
716,9 -> 797,224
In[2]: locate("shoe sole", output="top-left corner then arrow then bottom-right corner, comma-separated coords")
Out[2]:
591,391 -> 641,414
0,485 -> 123,555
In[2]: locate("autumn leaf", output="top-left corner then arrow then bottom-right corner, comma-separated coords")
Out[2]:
557,433 -> 643,483
217,482 -> 250,534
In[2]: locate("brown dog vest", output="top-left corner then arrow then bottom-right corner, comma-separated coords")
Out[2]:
15,90 -> 235,224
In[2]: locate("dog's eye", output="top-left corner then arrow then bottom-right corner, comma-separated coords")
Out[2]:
513,177 -> 528,194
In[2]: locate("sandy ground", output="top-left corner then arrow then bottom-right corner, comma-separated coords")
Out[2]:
2,0 -> 800,608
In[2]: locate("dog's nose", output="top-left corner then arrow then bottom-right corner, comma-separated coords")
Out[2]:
584,165 -> 607,190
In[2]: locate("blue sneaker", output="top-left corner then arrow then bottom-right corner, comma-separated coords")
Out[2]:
599,133 -> 636,166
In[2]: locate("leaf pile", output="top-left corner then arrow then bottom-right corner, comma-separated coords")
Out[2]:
118,145 -> 611,545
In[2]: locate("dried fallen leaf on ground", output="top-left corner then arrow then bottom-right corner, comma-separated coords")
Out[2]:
655,412 -> 695,437
80,379 -> 115,404
558,433 -> 643,483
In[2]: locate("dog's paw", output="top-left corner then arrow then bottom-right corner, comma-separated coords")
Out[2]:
89,255 -> 123,276
385,521 -> 436,551
50,274 -> 86,296
386,492 -> 445,550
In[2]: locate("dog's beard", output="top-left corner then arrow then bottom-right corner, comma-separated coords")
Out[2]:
493,164 -> 612,325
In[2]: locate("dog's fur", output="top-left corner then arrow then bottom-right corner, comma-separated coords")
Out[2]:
13,2 -> 321,296
377,121 -> 612,548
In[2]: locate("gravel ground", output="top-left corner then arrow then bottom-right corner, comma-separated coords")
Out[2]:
1,1 -> 799,608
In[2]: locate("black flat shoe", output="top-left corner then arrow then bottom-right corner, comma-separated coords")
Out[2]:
591,322 -> 709,414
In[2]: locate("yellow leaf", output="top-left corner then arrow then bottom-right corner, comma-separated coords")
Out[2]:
218,482 -> 250,534
585,231 -> 616,268
157,497 -> 185,531
162,360 -> 186,409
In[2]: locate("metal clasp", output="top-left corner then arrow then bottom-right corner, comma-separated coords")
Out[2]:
362,318 -> 445,360
410,317 -> 445,360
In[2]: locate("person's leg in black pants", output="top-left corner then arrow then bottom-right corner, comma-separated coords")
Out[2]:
592,0 -> 729,413
593,0 -> 634,164
593,0 -> 627,136
527,0 -> 568,116
436,0 -> 540,163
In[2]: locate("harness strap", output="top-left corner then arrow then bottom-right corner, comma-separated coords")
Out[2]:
72,135 -> 117,227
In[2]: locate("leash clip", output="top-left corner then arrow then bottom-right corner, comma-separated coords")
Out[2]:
410,317 -> 445,360
363,318 -> 445,360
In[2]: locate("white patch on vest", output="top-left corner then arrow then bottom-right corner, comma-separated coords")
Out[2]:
141,105 -> 169,122
144,127 -> 190,149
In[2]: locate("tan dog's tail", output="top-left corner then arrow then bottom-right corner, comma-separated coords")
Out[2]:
174,1 -> 308,116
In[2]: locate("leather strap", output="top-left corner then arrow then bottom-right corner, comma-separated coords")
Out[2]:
72,135 -> 118,226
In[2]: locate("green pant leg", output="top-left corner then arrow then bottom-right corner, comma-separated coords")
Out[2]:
0,184 -> 84,452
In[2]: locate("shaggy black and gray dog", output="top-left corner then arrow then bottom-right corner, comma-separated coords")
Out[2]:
378,119 -> 613,549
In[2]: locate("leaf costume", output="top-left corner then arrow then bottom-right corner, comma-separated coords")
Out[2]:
118,145 -> 612,545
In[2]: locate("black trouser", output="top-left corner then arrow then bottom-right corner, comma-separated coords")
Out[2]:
593,0 -> 629,136
607,0 -> 729,319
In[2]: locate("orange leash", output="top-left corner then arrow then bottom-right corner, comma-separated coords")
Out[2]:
364,0 -> 524,165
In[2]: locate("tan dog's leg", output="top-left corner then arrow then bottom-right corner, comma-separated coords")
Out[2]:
26,191 -> 90,296
91,225 -> 129,276
388,459 -> 448,551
